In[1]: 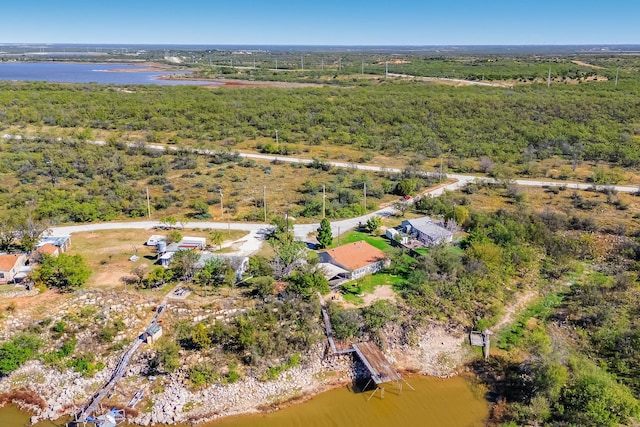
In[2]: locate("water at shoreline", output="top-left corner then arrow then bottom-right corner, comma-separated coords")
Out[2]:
0,375 -> 488,427
0,62 -> 220,85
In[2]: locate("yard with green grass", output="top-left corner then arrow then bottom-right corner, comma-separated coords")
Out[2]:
340,273 -> 405,305
332,230 -> 393,251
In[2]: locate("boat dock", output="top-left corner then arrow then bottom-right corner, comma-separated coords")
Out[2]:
74,304 -> 166,425
319,293 -> 411,399
352,342 -> 402,385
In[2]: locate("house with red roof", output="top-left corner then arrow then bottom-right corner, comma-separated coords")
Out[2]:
319,241 -> 388,280
0,254 -> 27,285
36,243 -> 60,257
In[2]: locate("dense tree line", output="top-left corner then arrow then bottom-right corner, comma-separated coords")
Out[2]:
1,78 -> 638,167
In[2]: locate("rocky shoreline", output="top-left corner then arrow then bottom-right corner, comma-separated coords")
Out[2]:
0,289 -> 468,426
0,325 -> 467,426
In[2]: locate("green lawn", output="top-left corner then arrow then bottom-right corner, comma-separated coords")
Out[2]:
332,231 -> 393,251
340,273 -> 405,304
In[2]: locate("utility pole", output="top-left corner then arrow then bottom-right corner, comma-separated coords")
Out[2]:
361,58 -> 364,75
615,67 -> 619,87
547,68 -> 551,88
219,189 -> 224,220
146,186 -> 151,218
322,184 -> 326,218
339,57 -> 342,72
321,57 -> 324,71
301,55 -> 304,70
363,183 -> 367,211
263,186 -> 267,222
385,62 -> 388,78
337,226 -> 341,245
275,130 -> 279,151
275,59 -> 278,70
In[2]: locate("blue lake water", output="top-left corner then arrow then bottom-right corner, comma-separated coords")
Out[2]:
0,62 -> 220,85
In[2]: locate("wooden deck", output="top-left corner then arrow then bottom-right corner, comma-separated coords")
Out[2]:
352,342 -> 402,385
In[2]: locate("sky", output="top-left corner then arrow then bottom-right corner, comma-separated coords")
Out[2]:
1,0 -> 639,46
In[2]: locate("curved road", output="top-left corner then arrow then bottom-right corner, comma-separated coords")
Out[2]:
8,135 -> 638,252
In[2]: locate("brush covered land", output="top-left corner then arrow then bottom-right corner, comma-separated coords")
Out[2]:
0,50 -> 639,426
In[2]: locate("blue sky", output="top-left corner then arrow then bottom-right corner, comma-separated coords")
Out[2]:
1,0 -> 638,45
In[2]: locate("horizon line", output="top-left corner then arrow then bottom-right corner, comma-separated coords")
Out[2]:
2,42 -> 640,47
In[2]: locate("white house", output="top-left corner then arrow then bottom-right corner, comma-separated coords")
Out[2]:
36,235 -> 71,253
401,217 -> 453,246
157,236 -> 208,267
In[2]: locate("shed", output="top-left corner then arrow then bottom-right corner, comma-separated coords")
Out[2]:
145,323 -> 163,344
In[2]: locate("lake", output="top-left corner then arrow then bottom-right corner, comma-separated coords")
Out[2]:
0,375 -> 488,427
0,62 -> 220,85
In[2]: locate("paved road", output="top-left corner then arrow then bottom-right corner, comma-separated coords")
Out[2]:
387,73 -> 511,88
9,134 -> 639,252
5,134 -> 637,194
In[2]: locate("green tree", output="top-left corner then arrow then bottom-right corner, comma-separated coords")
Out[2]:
317,218 -> 333,249
364,216 -> 382,234
287,269 -> 330,298
452,206 -> 469,227
146,266 -> 173,288
33,254 -> 91,292
561,362 -> 640,426
194,257 -> 234,290
167,229 -> 183,244
191,322 -> 211,350
248,256 -> 274,277
210,230 -> 224,251
170,250 -> 200,281
362,300 -> 399,331
0,215 -> 18,251
252,276 -> 275,299
396,178 -> 418,196
191,199 -> 210,217
153,337 -> 180,373
0,333 -> 42,374
329,306 -> 362,340
160,215 -> 177,229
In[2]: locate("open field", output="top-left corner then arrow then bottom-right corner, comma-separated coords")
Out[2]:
68,229 -> 248,287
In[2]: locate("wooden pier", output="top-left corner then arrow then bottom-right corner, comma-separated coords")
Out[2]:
352,342 -> 402,385
74,304 -> 166,425
318,294 -> 412,399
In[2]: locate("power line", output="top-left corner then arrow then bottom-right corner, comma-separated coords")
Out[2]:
263,186 -> 267,222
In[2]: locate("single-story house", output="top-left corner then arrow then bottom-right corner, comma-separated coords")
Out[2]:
0,253 -> 28,285
157,236 -> 208,267
178,237 -> 207,250
319,241 -> 388,280
197,253 -> 250,281
401,217 -> 453,246
36,243 -> 60,257
37,235 -> 71,253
